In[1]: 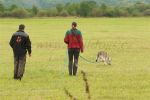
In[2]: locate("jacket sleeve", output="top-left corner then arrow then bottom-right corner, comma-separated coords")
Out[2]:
78,31 -> 84,52
80,34 -> 84,52
9,35 -> 14,48
26,36 -> 32,55
64,31 -> 69,44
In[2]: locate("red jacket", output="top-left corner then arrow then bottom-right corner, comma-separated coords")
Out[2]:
64,29 -> 84,52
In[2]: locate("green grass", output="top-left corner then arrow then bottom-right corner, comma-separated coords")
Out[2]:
0,17 -> 150,100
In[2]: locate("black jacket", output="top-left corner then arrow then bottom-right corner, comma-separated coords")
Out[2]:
9,30 -> 31,56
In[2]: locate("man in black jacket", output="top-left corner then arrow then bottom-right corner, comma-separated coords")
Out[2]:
9,24 -> 31,80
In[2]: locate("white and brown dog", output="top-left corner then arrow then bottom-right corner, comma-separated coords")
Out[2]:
96,51 -> 111,65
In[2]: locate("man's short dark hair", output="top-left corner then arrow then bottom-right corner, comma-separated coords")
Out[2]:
19,24 -> 25,30
72,22 -> 77,27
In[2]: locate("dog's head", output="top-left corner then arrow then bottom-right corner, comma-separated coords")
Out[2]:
96,52 -> 100,62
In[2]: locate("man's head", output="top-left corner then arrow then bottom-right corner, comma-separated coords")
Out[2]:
72,22 -> 77,29
19,24 -> 25,31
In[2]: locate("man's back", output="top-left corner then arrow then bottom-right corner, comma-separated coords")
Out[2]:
9,30 -> 31,56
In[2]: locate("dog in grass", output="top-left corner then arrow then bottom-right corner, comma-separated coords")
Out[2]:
96,51 -> 111,65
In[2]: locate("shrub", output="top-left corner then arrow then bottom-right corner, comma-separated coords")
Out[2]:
37,10 -> 48,17
11,8 -> 29,18
1,11 -> 12,17
47,8 -> 58,17
144,9 -> 150,16
59,10 -> 69,17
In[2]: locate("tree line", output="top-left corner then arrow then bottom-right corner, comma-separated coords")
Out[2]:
0,1 -> 150,18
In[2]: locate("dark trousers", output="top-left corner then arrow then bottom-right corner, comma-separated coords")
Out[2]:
14,55 -> 26,80
68,48 -> 80,76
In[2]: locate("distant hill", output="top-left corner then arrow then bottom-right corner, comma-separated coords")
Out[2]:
0,0 -> 150,8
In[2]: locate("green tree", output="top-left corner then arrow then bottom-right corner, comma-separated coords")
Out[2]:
32,5 -> 39,15
99,4 -> 108,16
1,11 -> 11,17
79,1 -> 97,17
0,3 -> 4,12
66,3 -> 79,16
134,3 -> 148,12
131,10 -> 142,17
91,8 -> 103,17
9,4 -> 18,11
118,9 -> 129,17
104,8 -> 115,17
56,4 -> 64,13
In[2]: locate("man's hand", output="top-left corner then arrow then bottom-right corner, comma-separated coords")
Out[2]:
81,49 -> 84,53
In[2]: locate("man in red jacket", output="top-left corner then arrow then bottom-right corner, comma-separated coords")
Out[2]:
64,22 -> 84,76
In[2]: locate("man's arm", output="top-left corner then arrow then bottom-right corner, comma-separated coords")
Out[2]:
77,30 -> 84,53
26,36 -> 32,56
64,31 -> 69,44
9,35 -> 14,48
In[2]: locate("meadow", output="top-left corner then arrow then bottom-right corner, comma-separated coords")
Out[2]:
0,17 -> 150,100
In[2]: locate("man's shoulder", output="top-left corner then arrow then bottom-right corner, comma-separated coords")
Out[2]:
77,29 -> 81,32
13,31 -> 29,37
24,32 -> 29,37
76,29 -> 82,35
66,29 -> 82,35
66,30 -> 71,34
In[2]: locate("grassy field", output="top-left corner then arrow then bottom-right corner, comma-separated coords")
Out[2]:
0,17 -> 150,100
